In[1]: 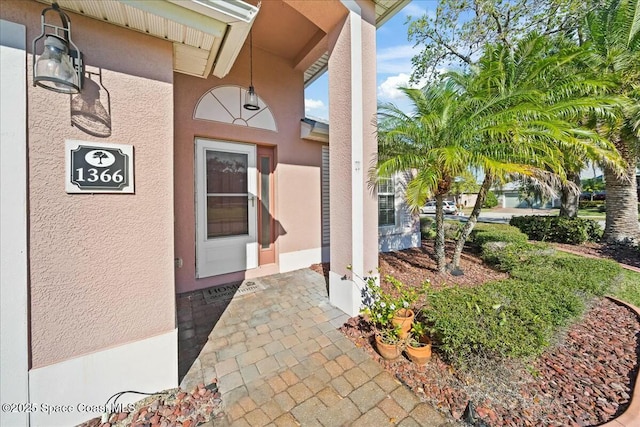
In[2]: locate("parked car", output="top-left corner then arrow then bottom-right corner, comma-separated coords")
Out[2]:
420,200 -> 458,215
592,191 -> 606,201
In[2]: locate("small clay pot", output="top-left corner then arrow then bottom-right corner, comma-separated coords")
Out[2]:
405,336 -> 432,365
392,308 -> 415,339
375,334 -> 402,360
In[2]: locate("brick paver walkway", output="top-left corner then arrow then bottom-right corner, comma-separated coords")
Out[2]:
178,268 -> 451,426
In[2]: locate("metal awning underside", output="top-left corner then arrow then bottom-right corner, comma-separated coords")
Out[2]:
36,0 -> 258,79
303,0 -> 410,86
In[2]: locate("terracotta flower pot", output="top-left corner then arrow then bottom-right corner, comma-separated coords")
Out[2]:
392,308 -> 414,339
375,334 -> 401,360
405,336 -> 432,365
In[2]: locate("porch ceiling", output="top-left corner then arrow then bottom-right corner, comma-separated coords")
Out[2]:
37,0 -> 408,83
36,0 -> 258,79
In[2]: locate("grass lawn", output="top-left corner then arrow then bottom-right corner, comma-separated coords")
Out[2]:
611,269 -> 640,307
577,206 -> 606,219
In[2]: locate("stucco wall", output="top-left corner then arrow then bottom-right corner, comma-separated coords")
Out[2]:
361,2 -> 378,271
328,4 -> 378,279
174,43 -> 324,293
0,1 -> 175,368
327,14 -> 354,279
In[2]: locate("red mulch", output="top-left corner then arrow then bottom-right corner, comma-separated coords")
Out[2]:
310,240 -> 508,291
315,239 -> 640,427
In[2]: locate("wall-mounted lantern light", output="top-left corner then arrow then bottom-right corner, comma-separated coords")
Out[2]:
32,2 -> 83,94
243,30 -> 259,111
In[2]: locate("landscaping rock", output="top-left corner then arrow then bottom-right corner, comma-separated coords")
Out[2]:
76,380 -> 225,427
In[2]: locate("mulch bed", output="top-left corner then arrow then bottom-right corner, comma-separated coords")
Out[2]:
320,240 -> 640,427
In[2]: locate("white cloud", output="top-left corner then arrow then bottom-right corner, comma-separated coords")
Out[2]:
377,73 -> 426,100
304,98 -> 328,119
305,98 -> 325,110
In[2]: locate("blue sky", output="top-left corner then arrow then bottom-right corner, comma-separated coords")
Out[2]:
301,2 -> 615,181
304,1 -> 434,120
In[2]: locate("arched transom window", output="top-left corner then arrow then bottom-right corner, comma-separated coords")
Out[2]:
194,85 -> 277,132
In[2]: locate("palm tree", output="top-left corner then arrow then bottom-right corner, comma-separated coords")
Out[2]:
377,77 -> 564,272
449,33 -> 624,270
378,33 -> 624,273
377,82 -> 470,272
584,0 -> 640,243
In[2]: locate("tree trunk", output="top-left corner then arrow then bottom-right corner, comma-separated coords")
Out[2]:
559,171 -> 581,218
451,174 -> 493,270
603,141 -> 640,244
434,194 -> 446,273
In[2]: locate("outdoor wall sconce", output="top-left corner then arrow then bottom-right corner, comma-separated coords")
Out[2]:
32,2 -> 83,94
243,30 -> 259,111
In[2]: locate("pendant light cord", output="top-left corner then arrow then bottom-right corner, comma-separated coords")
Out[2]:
249,30 -> 254,86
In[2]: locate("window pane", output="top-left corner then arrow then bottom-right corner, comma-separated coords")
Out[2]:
206,150 -> 247,194
260,157 -> 271,249
379,177 -> 394,194
207,196 -> 248,238
378,195 -> 395,226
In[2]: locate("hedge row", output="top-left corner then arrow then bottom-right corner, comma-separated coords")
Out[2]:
579,201 -> 640,213
509,215 -> 602,244
470,224 -> 529,247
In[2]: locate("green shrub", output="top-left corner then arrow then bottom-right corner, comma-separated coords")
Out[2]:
509,255 -> 621,297
419,217 -> 464,240
483,191 -> 499,208
473,228 -> 529,247
579,201 -> 605,209
420,216 -> 435,239
579,201 -> 639,213
509,215 -> 602,244
471,223 -> 522,237
481,241 -> 552,272
444,220 -> 462,240
423,253 -> 621,367
423,279 -> 583,365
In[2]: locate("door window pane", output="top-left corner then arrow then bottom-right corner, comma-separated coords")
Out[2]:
260,156 -> 271,249
205,149 -> 249,238
207,196 -> 248,238
206,150 -> 247,194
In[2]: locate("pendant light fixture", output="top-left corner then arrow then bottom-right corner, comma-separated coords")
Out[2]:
243,30 -> 259,111
32,2 -> 83,94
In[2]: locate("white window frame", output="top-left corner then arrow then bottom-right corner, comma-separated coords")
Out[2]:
378,176 -> 396,227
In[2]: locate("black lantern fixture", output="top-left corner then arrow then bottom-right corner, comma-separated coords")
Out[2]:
32,2 -> 83,94
243,30 -> 259,111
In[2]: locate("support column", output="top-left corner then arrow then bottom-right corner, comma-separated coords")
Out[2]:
0,19 -> 29,427
328,2 -> 378,316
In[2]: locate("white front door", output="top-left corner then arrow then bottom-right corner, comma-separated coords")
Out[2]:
196,138 -> 258,278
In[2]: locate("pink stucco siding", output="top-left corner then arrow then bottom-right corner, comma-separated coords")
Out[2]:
328,3 -> 379,280
174,42 -> 324,293
0,0 -> 176,368
361,2 -> 379,271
